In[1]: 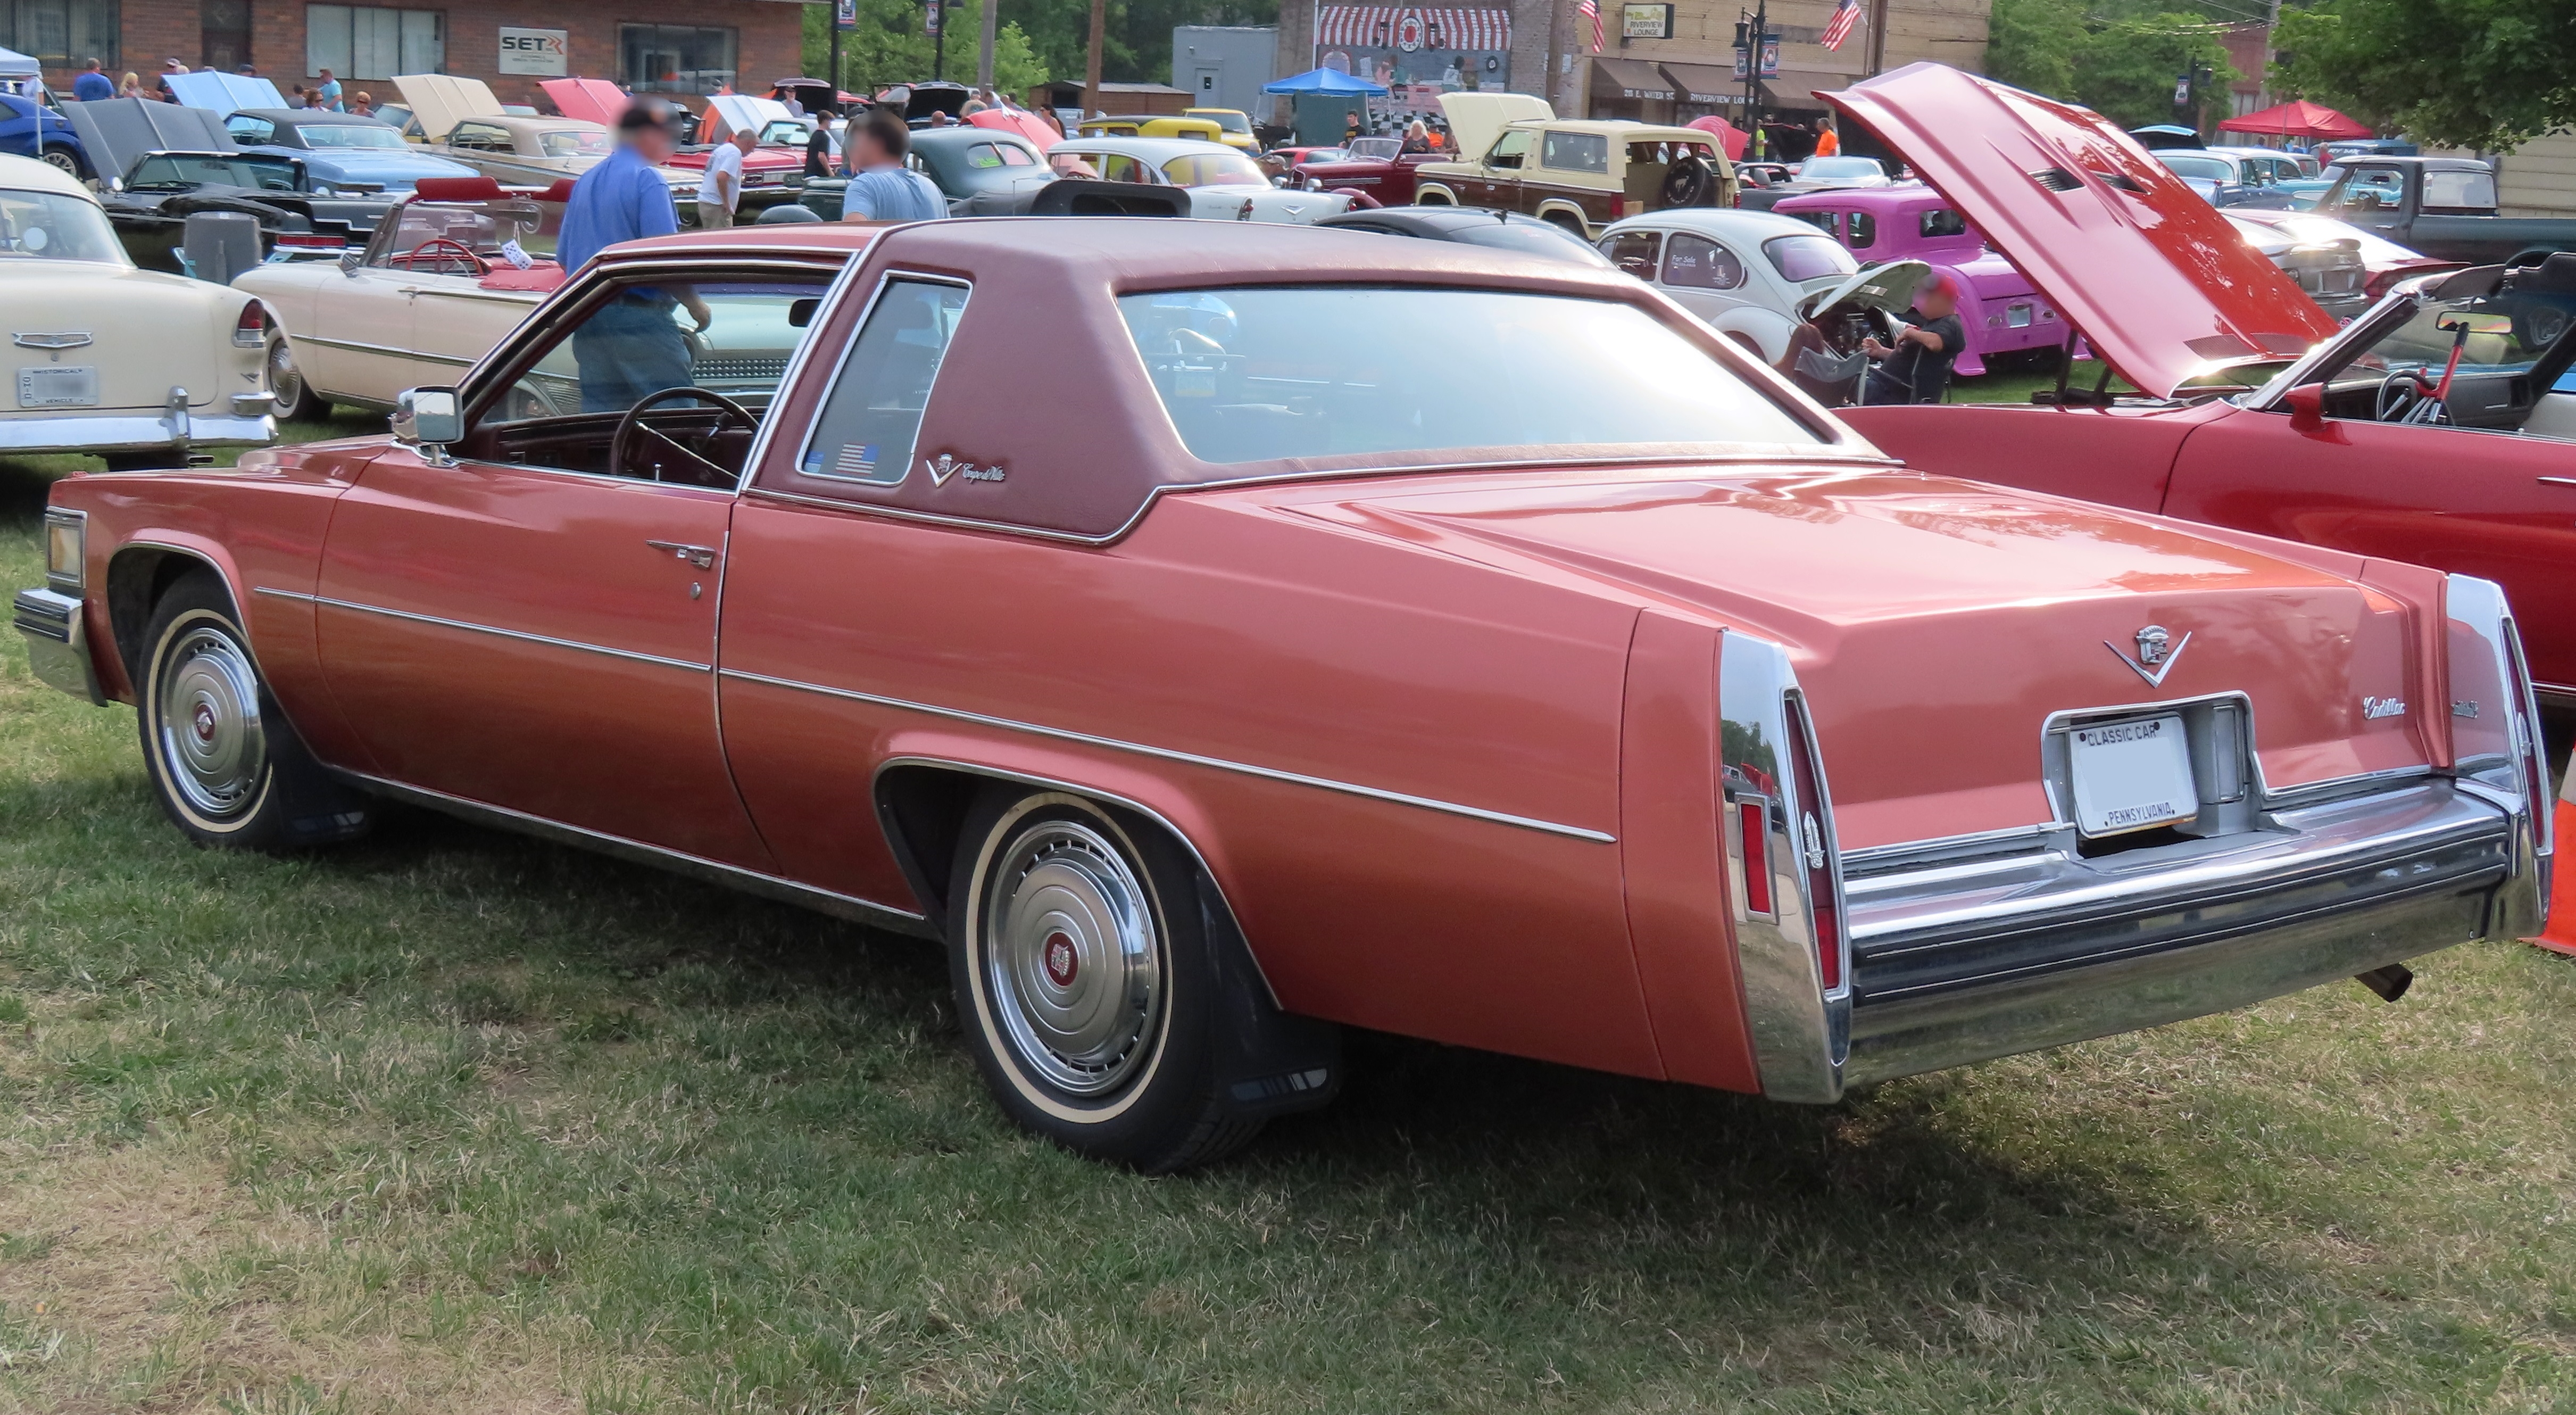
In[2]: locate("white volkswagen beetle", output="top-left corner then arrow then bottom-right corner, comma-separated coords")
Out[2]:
0,154 -> 274,468
1043,137 -> 1358,224
1594,208 -> 1887,362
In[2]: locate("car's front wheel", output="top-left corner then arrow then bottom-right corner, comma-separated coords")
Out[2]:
137,570 -> 368,850
38,145 -> 82,179
948,789 -> 1260,1172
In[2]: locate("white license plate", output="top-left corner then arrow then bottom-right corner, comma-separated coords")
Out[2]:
2069,714 -> 2197,836
17,365 -> 98,408
2006,303 -> 2033,328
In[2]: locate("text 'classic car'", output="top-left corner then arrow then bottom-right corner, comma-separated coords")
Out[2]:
15,219 -> 2552,1170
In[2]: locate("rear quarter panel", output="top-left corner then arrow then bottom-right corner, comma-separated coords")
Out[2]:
1841,399 -> 2222,514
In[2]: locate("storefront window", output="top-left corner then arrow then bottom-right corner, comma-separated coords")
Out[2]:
3,0 -> 118,70
306,5 -> 444,81
622,23 -> 737,95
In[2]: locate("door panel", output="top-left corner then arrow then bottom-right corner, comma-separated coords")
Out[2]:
305,267 -> 423,400
2166,409 -> 2576,693
315,448 -> 776,868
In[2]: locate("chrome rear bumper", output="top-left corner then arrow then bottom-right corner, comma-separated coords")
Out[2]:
0,408 -> 273,455
1825,779 -> 2537,1091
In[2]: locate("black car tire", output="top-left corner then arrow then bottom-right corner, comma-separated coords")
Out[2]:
136,569 -> 369,851
948,788 -> 1260,1172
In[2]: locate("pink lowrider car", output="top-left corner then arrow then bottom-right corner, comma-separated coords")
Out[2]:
1773,184 -> 2064,376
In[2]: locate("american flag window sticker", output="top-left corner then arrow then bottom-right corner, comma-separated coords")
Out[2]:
834,443 -> 880,476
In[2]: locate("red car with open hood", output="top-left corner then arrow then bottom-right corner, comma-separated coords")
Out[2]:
1827,64 -> 2576,734
13,219 -> 2552,1170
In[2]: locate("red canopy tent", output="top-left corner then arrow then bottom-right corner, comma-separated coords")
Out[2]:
2218,99 -> 2371,141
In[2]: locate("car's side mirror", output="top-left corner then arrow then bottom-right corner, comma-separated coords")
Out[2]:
2283,382 -> 2325,432
393,386 -> 463,449
338,249 -> 363,276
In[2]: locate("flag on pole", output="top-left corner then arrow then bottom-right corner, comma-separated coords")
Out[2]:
1821,0 -> 1863,51
1576,0 -> 1605,53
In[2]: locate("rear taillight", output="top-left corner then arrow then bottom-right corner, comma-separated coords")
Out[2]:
232,300 -> 268,348
272,233 -> 346,251
2502,614 -> 2555,864
1738,799 -> 1773,913
1785,693 -> 1845,993
2446,574 -> 2553,871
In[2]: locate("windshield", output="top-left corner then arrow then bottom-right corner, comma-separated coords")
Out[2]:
298,123 -> 408,150
2154,152 -> 2233,183
1451,220 -> 1615,266
372,199 -> 558,267
1162,150 -> 1269,187
2303,282 -> 2575,413
0,189 -> 127,264
539,129 -> 611,158
1344,137 -> 1401,161
1763,233 -> 1857,282
1118,286 -> 1818,465
127,154 -> 304,191
1799,156 -> 1882,182
1194,110 -> 1252,134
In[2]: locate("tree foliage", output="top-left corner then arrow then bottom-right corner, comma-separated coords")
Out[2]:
1987,0 -> 2243,130
2273,0 -> 2576,151
806,0 -> 1278,95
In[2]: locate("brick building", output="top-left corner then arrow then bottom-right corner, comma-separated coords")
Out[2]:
4,1 -> 808,109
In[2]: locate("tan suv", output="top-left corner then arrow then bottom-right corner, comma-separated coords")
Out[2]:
1414,93 -> 1735,239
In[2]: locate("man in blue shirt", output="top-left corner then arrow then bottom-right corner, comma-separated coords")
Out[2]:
839,107 -> 948,223
560,103 -> 710,413
71,59 -> 114,102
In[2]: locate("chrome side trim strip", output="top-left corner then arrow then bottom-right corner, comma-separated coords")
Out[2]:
296,333 -> 479,364
330,768 -> 935,937
255,587 -> 710,674
723,667 -> 1617,843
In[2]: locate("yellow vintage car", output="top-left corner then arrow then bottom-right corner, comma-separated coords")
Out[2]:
0,154 -> 273,469
1078,114 -> 1226,144
1184,107 -> 1261,152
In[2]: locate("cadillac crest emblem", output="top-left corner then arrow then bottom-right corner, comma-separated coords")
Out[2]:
2106,624 -> 2192,688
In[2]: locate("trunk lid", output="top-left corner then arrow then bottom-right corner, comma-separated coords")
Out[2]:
2,263 -> 243,411
1818,63 -> 2337,398
1273,469 -> 2431,850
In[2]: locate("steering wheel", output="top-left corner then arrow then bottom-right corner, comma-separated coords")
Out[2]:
389,237 -> 488,275
2374,368 -> 2441,423
610,386 -> 758,485
1660,155 -> 1716,209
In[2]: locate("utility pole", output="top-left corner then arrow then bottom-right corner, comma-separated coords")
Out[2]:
932,0 -> 946,82
1737,0 -> 1766,158
1083,0 -> 1107,117
978,0 -> 998,90
1544,0 -> 1564,113
1863,0 -> 1889,77
829,4 -> 843,103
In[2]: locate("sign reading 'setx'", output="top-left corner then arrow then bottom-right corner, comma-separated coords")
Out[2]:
498,27 -> 569,76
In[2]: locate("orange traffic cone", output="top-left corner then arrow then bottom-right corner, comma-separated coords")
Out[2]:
2535,772 -> 2576,957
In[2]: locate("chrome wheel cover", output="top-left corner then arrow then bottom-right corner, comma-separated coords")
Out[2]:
983,820 -> 1164,1097
267,339 -> 303,411
38,150 -> 76,176
155,626 -> 267,820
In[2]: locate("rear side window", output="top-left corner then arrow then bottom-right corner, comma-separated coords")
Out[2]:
1119,286 -> 1818,465
1542,130 -> 1609,172
797,278 -> 970,486
1844,212 -> 1876,249
1920,208 -> 1968,238
2422,169 -> 2497,211
1661,233 -> 1744,289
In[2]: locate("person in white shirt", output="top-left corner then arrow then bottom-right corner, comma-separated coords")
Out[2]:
699,128 -> 755,229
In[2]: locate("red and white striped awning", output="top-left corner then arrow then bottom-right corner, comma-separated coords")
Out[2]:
1316,6 -> 1511,53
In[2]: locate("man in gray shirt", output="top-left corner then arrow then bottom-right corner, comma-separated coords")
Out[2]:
840,107 -> 949,223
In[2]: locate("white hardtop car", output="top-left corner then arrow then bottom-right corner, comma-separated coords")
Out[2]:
1043,136 -> 1358,223
1595,208 -> 1902,363
0,154 -> 273,467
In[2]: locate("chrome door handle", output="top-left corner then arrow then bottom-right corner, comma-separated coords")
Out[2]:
2539,476 -> 2576,489
646,540 -> 718,569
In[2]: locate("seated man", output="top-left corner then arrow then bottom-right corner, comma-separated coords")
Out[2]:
1860,272 -> 1963,405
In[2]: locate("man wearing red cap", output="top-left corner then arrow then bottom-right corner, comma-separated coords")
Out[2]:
1861,271 -> 1964,404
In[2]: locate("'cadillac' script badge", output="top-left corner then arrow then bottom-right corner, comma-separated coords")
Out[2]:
2362,696 -> 2407,719
2106,624 -> 2192,688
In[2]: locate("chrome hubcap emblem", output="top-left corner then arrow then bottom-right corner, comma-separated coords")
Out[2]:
156,625 -> 267,819
985,821 -> 1162,1097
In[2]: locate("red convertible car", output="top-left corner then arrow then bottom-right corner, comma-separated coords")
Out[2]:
1826,65 -> 2576,731
14,220 -> 2552,1169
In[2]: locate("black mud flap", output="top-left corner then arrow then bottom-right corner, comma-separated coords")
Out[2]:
1196,870 -> 1342,1120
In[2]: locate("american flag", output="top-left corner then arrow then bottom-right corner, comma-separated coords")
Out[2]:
1821,0 -> 1863,51
1575,0 -> 1604,53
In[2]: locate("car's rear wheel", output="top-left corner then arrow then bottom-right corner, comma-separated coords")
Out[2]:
137,570 -> 368,851
267,335 -> 326,421
948,789 -> 1260,1172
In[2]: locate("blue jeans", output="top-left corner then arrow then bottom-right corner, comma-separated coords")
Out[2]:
574,299 -> 693,414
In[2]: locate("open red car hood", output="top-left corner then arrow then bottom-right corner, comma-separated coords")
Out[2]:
1821,64 -> 2336,398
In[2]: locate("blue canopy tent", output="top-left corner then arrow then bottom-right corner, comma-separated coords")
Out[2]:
1262,68 -> 1390,147
1261,67 -> 1390,97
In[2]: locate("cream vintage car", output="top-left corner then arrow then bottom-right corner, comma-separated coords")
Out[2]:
388,73 -> 697,212
1413,93 -> 1734,239
0,153 -> 274,467
236,183 -> 567,418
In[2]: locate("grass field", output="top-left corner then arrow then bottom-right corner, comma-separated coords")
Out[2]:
4,428 -> 2574,1414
